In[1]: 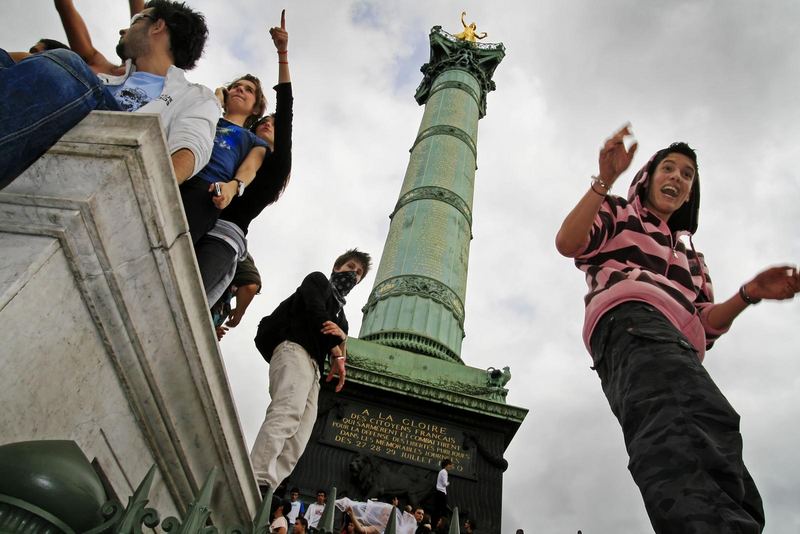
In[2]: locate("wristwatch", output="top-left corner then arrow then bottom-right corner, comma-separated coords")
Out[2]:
234,178 -> 245,197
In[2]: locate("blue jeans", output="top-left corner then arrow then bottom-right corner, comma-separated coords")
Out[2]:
0,48 -> 121,189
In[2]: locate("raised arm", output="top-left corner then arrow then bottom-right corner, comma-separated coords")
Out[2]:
555,124 -> 637,257
704,266 -> 800,331
270,10 -> 291,84
54,0 -> 118,74
129,0 -> 144,17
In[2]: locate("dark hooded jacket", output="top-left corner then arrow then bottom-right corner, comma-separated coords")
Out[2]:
572,148 -> 728,360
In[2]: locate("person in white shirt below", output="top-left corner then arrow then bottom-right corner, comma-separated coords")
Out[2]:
304,489 -> 327,530
286,487 -> 305,530
433,458 -> 453,528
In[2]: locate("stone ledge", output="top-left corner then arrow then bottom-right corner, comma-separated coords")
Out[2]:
0,111 -> 258,526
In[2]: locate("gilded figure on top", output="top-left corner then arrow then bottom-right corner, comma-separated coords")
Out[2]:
454,11 -> 487,42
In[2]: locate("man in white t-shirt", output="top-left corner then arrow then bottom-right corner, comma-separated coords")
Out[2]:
0,0 -> 219,189
433,458 -> 453,528
304,489 -> 327,530
286,487 -> 306,530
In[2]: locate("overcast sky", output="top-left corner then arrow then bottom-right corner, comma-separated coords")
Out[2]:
5,1 -> 800,532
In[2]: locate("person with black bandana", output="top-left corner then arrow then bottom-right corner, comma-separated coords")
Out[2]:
251,249 -> 372,493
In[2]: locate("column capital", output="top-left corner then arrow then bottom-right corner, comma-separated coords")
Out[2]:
414,26 -> 506,118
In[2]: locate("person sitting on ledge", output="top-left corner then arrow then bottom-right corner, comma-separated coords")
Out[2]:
193,9 -> 292,306
181,71 -> 268,246
6,38 -> 71,63
0,0 -> 219,190
251,249 -> 372,493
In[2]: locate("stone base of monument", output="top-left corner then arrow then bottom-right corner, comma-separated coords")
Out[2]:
288,338 -> 527,532
0,112 -> 259,526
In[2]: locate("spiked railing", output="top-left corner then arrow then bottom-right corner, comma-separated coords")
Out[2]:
0,455 -> 464,534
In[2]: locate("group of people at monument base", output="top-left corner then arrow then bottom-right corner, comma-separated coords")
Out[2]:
3,2 -> 800,533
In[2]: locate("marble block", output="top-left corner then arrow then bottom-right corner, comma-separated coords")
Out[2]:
0,112 -> 259,527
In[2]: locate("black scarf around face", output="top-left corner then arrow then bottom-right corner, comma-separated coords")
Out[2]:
330,270 -> 358,306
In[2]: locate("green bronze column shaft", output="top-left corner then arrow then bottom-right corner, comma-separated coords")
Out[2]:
360,26 -> 505,363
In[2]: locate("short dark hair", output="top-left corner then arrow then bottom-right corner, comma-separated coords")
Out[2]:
645,142 -> 701,234
295,517 -> 308,530
290,487 -> 300,493
440,458 -> 453,468
144,0 -> 208,70
227,74 -> 267,129
316,489 -> 327,496
646,142 -> 698,180
334,249 -> 373,279
33,39 -> 70,52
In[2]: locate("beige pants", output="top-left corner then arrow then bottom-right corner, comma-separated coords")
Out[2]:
250,341 -> 321,489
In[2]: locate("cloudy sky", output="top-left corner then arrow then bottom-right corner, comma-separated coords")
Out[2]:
5,1 -> 800,532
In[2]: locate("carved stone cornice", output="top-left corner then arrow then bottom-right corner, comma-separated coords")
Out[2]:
415,26 -> 505,118
389,185 -> 472,229
410,124 -> 477,162
362,275 -> 465,328
338,355 -> 528,423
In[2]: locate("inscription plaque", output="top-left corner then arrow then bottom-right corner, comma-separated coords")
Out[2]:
320,400 -> 476,479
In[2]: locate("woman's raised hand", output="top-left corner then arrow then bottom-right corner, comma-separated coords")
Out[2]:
599,124 -> 637,186
269,9 -> 288,52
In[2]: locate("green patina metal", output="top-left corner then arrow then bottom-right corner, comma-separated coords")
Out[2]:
411,124 -> 477,161
0,440 -> 107,533
362,274 -> 466,330
448,508 -> 461,534
415,27 -> 506,118
160,467 -> 217,533
0,444 -> 465,533
389,186 -> 473,230
342,338 -> 527,427
359,26 -> 505,363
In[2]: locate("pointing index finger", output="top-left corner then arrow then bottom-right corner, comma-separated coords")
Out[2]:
281,9 -> 286,29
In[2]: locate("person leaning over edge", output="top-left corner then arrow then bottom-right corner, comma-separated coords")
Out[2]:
555,124 -> 800,533
0,0 -> 219,188
251,249 -> 372,492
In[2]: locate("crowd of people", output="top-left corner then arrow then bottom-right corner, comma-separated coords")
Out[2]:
3,2 -> 800,534
263,489 -> 478,534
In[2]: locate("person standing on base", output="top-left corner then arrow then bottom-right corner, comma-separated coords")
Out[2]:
432,459 -> 452,528
556,124 -> 800,532
286,487 -> 306,531
251,249 -> 372,491
305,489 -> 327,530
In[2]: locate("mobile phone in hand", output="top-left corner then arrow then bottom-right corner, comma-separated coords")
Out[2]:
214,182 -> 222,196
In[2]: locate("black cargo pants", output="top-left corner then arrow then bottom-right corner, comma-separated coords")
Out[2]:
591,302 -> 765,534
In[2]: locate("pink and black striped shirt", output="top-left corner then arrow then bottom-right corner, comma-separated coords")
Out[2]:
572,191 -> 727,361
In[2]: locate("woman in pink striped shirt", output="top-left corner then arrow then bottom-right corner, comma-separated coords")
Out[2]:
556,124 -> 799,533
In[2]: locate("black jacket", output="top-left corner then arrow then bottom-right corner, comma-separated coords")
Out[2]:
255,271 -> 347,368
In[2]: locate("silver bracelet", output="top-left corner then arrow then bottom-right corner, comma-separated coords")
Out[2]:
591,175 -> 610,191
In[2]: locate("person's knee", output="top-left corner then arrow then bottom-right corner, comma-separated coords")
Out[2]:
39,49 -> 90,71
0,49 -> 15,68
